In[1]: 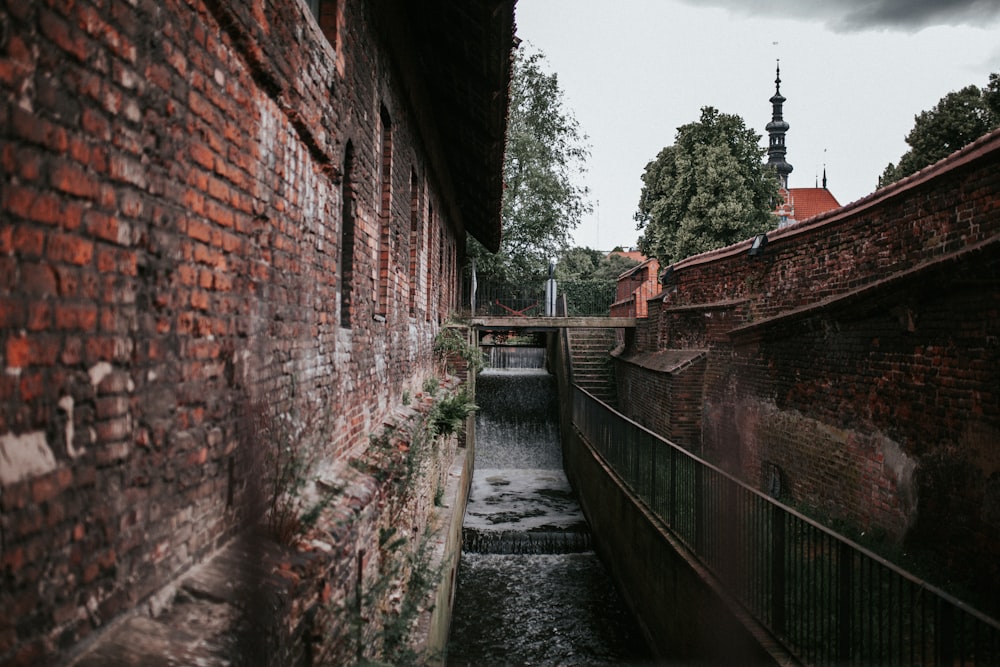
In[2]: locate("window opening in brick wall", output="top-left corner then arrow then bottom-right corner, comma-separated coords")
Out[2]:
316,0 -> 339,50
425,202 -> 435,322
376,106 -> 392,318
408,169 -> 420,317
339,142 -> 356,328
448,237 -> 457,312
437,227 -> 445,323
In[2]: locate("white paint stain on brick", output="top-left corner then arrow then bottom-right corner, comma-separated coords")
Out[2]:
880,434 -> 918,525
0,431 -> 57,485
88,362 -> 113,387
58,395 -> 84,458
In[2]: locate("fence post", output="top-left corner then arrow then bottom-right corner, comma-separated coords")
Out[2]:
938,603 -> 954,666
771,504 -> 786,636
837,540 -> 852,662
694,464 -> 705,554
669,446 -> 677,529
650,439 -> 657,511
470,258 -> 477,314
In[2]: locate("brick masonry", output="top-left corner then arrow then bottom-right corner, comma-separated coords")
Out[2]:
0,0 -> 511,663
618,130 -> 1000,599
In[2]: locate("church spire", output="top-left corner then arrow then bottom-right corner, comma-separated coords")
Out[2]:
766,61 -> 793,190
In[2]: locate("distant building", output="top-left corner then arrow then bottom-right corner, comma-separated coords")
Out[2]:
608,247 -> 647,264
766,64 -> 841,227
611,254 -> 660,319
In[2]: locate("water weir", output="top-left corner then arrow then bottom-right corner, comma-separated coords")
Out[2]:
446,344 -> 649,666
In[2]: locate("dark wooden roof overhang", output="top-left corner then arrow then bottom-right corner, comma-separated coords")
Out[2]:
376,0 -> 514,253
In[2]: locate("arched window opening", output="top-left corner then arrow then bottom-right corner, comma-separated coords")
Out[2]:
376,106 -> 392,318
408,169 -> 420,317
339,142 -> 356,328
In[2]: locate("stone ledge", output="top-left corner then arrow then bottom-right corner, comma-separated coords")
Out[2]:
612,349 -> 708,374
65,466 -> 379,667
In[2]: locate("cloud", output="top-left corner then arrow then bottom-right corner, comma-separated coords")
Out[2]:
679,0 -> 1000,32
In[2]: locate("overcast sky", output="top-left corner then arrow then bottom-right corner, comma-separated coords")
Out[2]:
514,0 -> 1000,251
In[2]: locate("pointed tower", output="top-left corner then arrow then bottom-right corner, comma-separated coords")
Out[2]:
766,62 -> 793,190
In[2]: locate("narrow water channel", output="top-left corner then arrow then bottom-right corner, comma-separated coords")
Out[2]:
446,345 -> 651,666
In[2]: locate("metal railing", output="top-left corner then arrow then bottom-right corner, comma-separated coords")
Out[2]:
462,276 -> 615,318
571,386 -> 1000,666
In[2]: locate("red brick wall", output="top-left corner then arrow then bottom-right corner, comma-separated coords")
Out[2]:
0,0 -> 472,661
656,132 -> 1000,324
621,132 -> 1000,591
611,259 -> 659,319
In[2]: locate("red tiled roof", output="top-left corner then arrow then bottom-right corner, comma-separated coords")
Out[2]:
788,187 -> 840,221
609,250 -> 646,263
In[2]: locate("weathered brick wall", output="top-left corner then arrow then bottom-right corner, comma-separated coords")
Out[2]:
614,351 -> 705,451
656,131 -> 1000,324
622,131 -> 1000,597
0,0 -> 480,662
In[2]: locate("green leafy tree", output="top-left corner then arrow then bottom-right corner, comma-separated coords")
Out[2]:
635,107 -> 779,265
468,45 -> 591,285
880,75 -> 1000,187
553,246 -> 640,316
555,246 -> 639,283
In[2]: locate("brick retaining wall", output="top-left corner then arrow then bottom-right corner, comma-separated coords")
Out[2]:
619,131 -> 1000,602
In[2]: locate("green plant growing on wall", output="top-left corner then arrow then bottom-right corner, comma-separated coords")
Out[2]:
242,397 -> 335,546
422,376 -> 440,396
377,528 -> 442,665
429,390 -> 478,437
332,526 -> 444,666
353,418 -> 436,524
433,326 -> 486,375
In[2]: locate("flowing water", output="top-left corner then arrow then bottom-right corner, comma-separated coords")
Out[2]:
446,347 -> 651,666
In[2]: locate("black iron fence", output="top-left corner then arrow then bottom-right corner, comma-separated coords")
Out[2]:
467,280 -> 545,317
571,386 -> 1000,666
463,277 -> 614,317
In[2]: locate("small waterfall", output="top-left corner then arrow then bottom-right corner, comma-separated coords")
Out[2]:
461,469 -> 592,556
462,528 -> 593,555
484,344 -> 546,370
465,350 -> 591,555
448,342 -> 650,665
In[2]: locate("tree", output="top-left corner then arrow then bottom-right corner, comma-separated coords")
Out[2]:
468,45 -> 591,285
552,246 -> 639,316
554,246 -> 639,284
635,107 -> 779,265
880,75 -> 1000,187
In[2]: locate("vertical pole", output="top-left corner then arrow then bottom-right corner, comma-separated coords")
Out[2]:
938,604 -> 954,666
470,258 -> 477,314
838,540 -> 852,662
772,505 -> 786,636
837,542 -> 854,663
669,446 -> 677,529
356,548 -> 365,662
546,260 -> 557,316
694,464 -> 705,554
650,439 -> 657,512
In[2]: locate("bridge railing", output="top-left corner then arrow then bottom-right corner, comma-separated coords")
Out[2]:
571,385 -> 1000,666
462,276 -> 614,318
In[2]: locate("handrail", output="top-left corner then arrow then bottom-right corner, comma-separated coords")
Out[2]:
571,385 -> 1000,666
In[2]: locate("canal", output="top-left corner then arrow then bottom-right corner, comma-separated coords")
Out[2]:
446,346 -> 651,666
